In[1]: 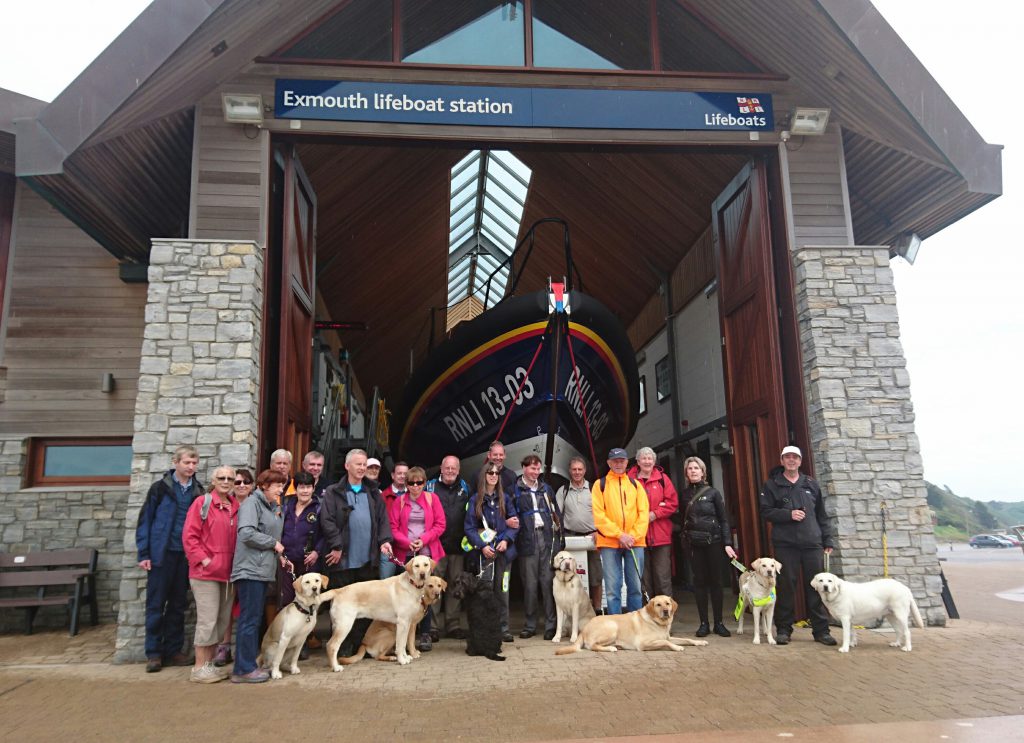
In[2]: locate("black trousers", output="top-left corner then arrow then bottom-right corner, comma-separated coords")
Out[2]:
689,542 -> 726,624
328,563 -> 377,654
772,544 -> 831,636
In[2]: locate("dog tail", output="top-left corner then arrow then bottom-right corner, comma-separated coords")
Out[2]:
909,596 -> 924,629
555,636 -> 584,656
337,645 -> 367,665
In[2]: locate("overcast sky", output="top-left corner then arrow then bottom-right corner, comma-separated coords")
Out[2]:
2,1 -> 1019,501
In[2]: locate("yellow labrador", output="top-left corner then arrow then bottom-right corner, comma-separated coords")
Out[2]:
811,572 -> 923,653
258,573 -> 330,679
555,595 -> 707,654
737,558 -> 781,645
551,550 -> 596,643
338,576 -> 447,665
321,555 -> 435,671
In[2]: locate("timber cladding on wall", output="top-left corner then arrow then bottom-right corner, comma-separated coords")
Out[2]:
0,185 -> 146,436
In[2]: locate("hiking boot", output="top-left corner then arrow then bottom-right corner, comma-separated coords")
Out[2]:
145,657 -> 162,673
543,629 -> 556,641
775,632 -> 791,645
230,668 -> 270,683
447,627 -> 467,640
429,628 -> 440,643
190,662 -> 226,684
519,629 -> 535,639
212,644 -> 232,667
713,622 -> 732,637
502,632 -> 515,643
695,622 -> 710,637
416,633 -> 433,652
814,633 -> 838,646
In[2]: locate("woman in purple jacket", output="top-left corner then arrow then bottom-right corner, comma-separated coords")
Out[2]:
279,471 -> 325,607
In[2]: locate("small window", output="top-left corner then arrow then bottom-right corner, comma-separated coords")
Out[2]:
638,375 -> 648,417
655,356 -> 671,402
402,0 -> 525,66
28,438 -> 132,486
277,0 -> 393,61
533,0 -> 651,70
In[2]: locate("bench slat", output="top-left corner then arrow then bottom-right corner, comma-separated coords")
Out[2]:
0,596 -> 72,608
0,549 -> 95,568
0,570 -> 90,588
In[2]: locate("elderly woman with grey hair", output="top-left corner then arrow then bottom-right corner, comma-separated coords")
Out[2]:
628,446 -> 678,599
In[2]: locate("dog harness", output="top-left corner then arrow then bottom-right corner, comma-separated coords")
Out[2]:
733,589 -> 776,621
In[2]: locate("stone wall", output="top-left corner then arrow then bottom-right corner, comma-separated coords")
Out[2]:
114,240 -> 264,662
0,436 -> 128,632
793,246 -> 945,624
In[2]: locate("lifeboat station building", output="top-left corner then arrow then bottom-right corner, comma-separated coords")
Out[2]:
0,0 -> 1001,660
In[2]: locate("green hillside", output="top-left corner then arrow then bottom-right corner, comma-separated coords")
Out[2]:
925,481 -> 1024,541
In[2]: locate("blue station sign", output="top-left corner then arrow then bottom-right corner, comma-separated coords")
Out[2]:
274,80 -> 773,131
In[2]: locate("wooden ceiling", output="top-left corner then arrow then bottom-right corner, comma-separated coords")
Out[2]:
297,140 -> 746,404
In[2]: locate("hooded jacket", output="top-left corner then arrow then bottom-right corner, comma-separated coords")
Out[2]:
135,470 -> 206,568
758,469 -> 834,550
591,471 -> 650,549
230,488 -> 284,583
627,465 -> 678,547
182,492 -> 239,582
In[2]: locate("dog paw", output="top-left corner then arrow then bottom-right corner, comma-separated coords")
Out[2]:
607,646 -> 618,652
331,665 -> 343,672
397,656 -> 411,665
411,650 -> 421,659
288,666 -> 300,675
271,669 -> 283,680
888,641 -> 901,648
694,640 -> 708,646
838,647 -> 849,653
767,638 -> 776,646
551,636 -> 561,643
900,645 -> 912,652
753,637 -> 760,645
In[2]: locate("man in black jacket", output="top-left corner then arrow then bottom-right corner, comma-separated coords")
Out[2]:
426,455 -> 470,640
758,445 -> 837,646
320,448 -> 394,655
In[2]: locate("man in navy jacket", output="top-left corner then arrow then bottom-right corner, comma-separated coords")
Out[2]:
136,445 -> 205,672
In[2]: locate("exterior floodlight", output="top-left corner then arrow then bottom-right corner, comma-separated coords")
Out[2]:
790,107 -> 830,136
222,93 -> 264,124
894,231 -> 922,264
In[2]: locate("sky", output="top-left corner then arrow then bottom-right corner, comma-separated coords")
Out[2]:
1,1 -> 1020,501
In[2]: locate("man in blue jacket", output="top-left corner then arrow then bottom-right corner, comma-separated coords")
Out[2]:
136,445 -> 205,672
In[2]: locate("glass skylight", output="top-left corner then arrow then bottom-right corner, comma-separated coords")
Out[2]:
447,150 -> 531,314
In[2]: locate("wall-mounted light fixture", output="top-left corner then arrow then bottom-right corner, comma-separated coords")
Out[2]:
101,373 -> 115,394
893,231 -> 922,264
221,93 -> 264,125
781,107 -> 831,140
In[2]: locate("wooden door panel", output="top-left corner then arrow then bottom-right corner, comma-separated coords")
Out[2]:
713,160 -> 786,561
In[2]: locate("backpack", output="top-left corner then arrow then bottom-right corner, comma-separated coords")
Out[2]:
598,475 -> 638,492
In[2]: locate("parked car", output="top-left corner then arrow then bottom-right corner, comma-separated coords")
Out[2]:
969,534 -> 1013,548
997,533 -> 1022,547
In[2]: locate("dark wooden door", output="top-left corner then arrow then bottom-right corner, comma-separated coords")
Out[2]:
276,146 -> 317,463
712,159 -> 787,562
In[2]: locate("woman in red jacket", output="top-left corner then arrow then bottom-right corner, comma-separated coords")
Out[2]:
388,465 -> 446,651
629,447 -> 679,599
183,465 -> 239,683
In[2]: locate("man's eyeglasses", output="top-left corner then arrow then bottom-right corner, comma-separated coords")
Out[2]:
234,480 -> 251,486
407,480 -> 425,486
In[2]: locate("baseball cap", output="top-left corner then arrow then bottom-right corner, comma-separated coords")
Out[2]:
366,457 -> 381,468
781,445 -> 802,458
608,448 -> 629,460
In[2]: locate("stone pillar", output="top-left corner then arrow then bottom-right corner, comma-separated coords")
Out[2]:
793,246 -> 945,625
114,239 -> 264,662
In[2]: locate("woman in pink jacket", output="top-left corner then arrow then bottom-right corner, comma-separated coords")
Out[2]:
183,465 -> 239,683
629,447 -> 679,599
388,465 -> 446,651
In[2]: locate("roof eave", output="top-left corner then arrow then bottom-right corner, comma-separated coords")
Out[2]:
818,0 -> 1002,198
15,0 -> 227,177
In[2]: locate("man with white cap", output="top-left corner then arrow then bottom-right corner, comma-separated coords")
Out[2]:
758,445 -> 836,646
365,457 -> 382,483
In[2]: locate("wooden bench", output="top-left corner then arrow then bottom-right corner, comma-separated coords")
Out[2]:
0,548 -> 99,636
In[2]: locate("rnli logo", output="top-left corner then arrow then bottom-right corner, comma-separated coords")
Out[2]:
737,97 -> 764,114
306,511 -> 318,524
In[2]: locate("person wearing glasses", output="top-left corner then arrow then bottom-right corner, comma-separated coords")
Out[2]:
388,465 -> 447,652
426,455 -> 470,640
212,468 -> 255,668
182,465 -> 238,683
464,465 -> 519,643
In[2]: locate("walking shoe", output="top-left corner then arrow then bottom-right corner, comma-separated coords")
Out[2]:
416,633 -> 433,652
775,632 -> 791,645
190,662 -> 226,684
429,628 -> 440,643
230,668 -> 270,683
543,629 -> 556,641
695,622 -> 710,637
713,622 -> 732,637
814,634 -> 838,646
447,627 -> 467,640
145,657 -> 162,673
212,644 -> 232,667
502,631 -> 515,643
163,652 -> 192,667
519,629 -> 535,639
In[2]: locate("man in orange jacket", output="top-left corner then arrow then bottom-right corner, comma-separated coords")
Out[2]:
591,448 -> 650,614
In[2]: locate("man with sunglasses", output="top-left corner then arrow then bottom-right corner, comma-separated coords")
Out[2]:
426,455 -> 470,640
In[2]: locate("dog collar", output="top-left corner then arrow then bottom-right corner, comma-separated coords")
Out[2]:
292,600 -> 316,623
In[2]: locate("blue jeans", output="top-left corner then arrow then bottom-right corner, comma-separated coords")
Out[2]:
600,547 -> 645,614
144,550 -> 189,659
233,579 -> 267,675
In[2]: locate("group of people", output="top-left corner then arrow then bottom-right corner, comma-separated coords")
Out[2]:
136,439 -> 836,684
